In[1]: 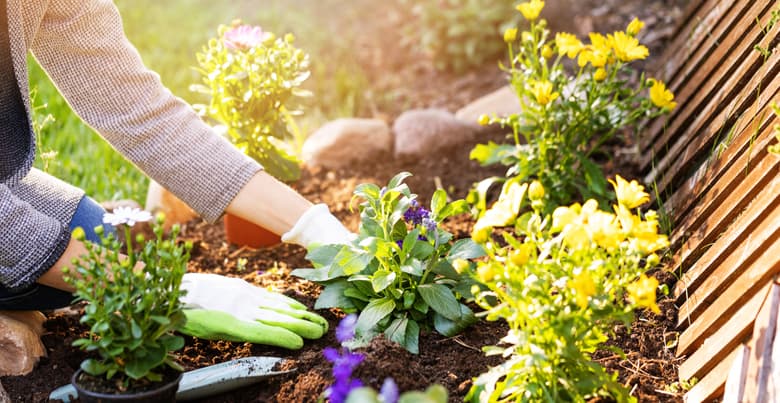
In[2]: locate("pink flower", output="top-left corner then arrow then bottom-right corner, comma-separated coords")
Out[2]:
223,25 -> 268,51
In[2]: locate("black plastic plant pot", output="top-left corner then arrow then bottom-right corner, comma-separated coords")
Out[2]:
71,369 -> 183,403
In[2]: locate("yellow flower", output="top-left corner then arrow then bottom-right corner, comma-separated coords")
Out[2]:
611,31 -> 648,62
593,68 -> 607,82
531,80 -> 559,105
517,0 -> 545,21
477,114 -> 490,126
648,78 -> 677,110
586,211 -> 623,250
609,175 -> 649,209
563,224 -> 590,250
504,27 -> 518,43
509,243 -> 534,266
555,32 -> 583,59
570,271 -> 596,309
626,17 -> 645,36
477,262 -> 500,283
552,205 -> 580,231
541,44 -> 553,59
627,274 -> 660,314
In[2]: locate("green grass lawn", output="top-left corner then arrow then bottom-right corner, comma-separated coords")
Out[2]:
30,0 -> 371,203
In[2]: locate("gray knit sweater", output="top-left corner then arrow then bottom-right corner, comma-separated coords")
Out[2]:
1,0 -> 262,291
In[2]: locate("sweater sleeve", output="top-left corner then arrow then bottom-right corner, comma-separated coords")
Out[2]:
29,0 -> 262,223
0,184 -> 71,291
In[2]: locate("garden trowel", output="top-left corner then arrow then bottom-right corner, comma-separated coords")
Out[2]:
48,356 -> 293,402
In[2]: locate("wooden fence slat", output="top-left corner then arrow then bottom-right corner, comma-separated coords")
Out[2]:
673,173 -> 780,303
643,20 -> 780,186
642,0 -> 775,158
677,281 -> 771,375
665,109 -> 778,234
676,207 -> 780,327
675,236 -> 780,360
685,345 -> 744,403
653,0 -> 735,88
744,284 -> 780,403
723,344 -> 750,403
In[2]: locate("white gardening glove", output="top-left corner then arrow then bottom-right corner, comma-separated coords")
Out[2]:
281,203 -> 354,248
178,273 -> 327,349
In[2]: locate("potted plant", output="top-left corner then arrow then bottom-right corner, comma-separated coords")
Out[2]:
63,208 -> 191,403
191,21 -> 312,247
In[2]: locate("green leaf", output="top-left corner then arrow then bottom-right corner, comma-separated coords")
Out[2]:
80,359 -> 107,376
401,260 -> 424,277
436,199 -> 469,221
159,335 -> 184,352
387,171 -> 413,190
333,246 -> 372,276
149,315 -> 171,326
130,320 -> 142,339
345,387 -> 381,403
399,384 -> 449,403
430,189 -> 447,218
403,320 -> 420,354
433,304 -> 477,337
356,298 -> 396,334
305,244 -> 344,268
353,183 -> 381,200
431,261 -> 460,280
315,281 -> 357,310
417,284 -> 461,320
385,316 -> 409,346
410,241 -> 435,261
290,267 -> 333,282
469,142 -> 516,166
371,269 -> 397,293
579,153 -> 608,199
449,238 -> 487,260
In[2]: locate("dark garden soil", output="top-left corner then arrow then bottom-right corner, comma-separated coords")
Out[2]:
3,1 -> 690,402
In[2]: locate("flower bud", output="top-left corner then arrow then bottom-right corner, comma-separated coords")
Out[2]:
504,28 -> 518,43
284,33 -> 295,43
477,114 -> 490,126
541,45 -> 553,59
646,253 -> 660,267
452,258 -> 469,273
593,68 -> 607,82
477,264 -> 497,283
72,226 -> 86,241
528,180 -> 545,201
471,227 -> 490,244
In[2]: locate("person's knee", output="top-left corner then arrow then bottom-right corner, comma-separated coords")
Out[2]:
69,196 -> 116,243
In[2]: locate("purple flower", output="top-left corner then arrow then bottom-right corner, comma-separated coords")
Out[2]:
223,25 -> 269,51
336,314 -> 358,344
324,346 -> 365,403
403,200 -> 431,226
380,378 -> 399,403
422,217 -> 438,234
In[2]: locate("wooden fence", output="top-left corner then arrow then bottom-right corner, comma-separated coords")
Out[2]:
641,0 -> 780,401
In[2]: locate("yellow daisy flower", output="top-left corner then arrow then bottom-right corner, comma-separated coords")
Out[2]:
609,175 -> 650,209
555,32 -> 583,59
516,0 -> 545,21
531,80 -> 559,106
648,78 -> 677,110
611,31 -> 648,62
626,17 -> 645,36
570,271 -> 596,309
627,274 -> 661,314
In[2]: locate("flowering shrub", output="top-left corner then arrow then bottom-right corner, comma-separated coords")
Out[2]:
64,209 -> 190,387
293,172 -> 485,353
193,21 -> 311,182
398,0 -> 521,72
322,315 -> 448,403
471,2 -> 675,207
465,176 -> 668,402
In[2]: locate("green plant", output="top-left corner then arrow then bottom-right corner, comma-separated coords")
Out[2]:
292,172 -> 485,354
398,0 -> 521,72
64,209 -> 190,388
192,22 -> 311,182
466,176 -> 668,402
471,3 -> 674,208
768,102 -> 780,156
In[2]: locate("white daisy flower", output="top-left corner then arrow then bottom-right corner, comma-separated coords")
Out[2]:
103,207 -> 153,227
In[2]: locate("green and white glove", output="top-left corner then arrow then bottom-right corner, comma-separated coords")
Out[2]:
178,273 -> 328,349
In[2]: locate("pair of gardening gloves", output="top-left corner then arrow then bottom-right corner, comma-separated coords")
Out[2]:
178,204 -> 352,349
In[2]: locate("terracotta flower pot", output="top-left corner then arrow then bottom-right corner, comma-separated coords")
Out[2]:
71,369 -> 182,403
224,213 -> 281,248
